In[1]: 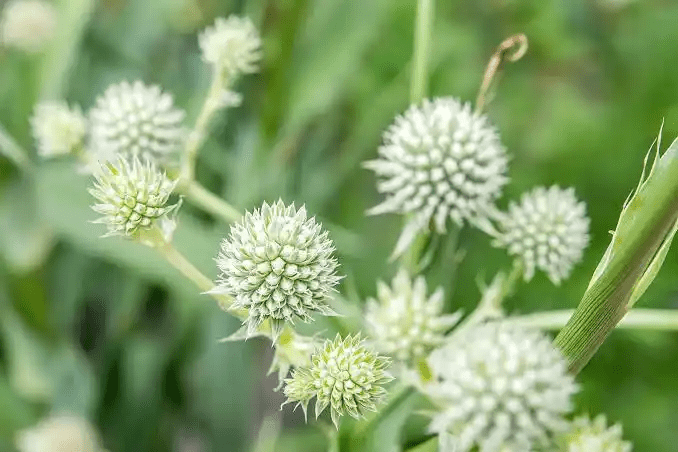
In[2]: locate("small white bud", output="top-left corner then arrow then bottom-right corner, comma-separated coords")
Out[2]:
0,0 -> 56,54
30,102 -> 86,158
198,15 -> 262,79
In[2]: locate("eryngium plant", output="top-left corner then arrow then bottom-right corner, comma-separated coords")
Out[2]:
426,322 -> 577,452
30,101 -> 86,158
213,200 -> 341,339
365,268 -> 461,364
89,157 -> 178,238
199,15 -> 262,79
364,97 -> 509,256
283,334 -> 393,428
558,415 -> 632,452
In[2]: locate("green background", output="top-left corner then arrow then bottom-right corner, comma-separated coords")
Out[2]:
1,0 -> 677,450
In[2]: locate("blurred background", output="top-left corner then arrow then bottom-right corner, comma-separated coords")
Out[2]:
1,0 -> 677,450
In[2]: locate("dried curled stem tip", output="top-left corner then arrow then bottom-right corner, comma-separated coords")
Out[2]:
476,33 -> 529,113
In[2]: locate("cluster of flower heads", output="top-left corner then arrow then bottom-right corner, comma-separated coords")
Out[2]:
283,334 -> 393,428
0,0 -> 56,54
16,413 -> 104,452
89,157 -> 178,240
364,97 -> 509,257
426,322 -> 577,452
213,200 -> 341,339
492,186 -> 590,284
558,415 -> 632,452
31,102 -> 86,158
365,268 -> 461,364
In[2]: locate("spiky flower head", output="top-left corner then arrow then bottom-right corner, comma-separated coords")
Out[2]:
89,156 -> 178,240
493,186 -> 590,285
283,334 -> 393,428
426,322 -> 577,452
558,415 -> 632,452
16,413 -> 104,452
199,15 -> 262,78
364,97 -> 509,257
0,0 -> 56,54
88,80 -> 186,165
214,200 -> 341,340
30,102 -> 86,158
365,269 -> 461,364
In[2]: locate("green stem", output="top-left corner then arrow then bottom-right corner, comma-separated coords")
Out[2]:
507,308 -> 678,331
0,123 -> 34,173
410,0 -> 434,104
178,179 -> 242,223
354,385 -> 416,443
181,68 -> 226,181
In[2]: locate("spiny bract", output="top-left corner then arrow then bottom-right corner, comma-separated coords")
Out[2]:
89,157 -> 178,238
364,97 -> 509,257
493,185 -> 590,285
426,322 -> 577,452
214,200 -> 341,340
0,0 -> 56,54
365,268 -> 461,364
283,334 -> 393,428
558,415 -> 632,452
31,102 -> 87,158
88,80 -> 186,165
199,15 -> 262,78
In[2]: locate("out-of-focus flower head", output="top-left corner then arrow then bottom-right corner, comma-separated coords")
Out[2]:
283,334 -> 393,428
199,15 -> 262,79
558,415 -> 632,452
15,413 -> 104,452
0,0 -> 56,54
364,97 -> 509,257
493,186 -> 590,285
88,80 -> 186,166
212,200 -> 341,341
426,322 -> 577,452
365,268 -> 461,364
31,101 -> 86,158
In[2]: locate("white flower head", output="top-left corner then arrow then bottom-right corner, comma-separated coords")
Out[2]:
365,269 -> 461,364
494,186 -> 590,285
88,80 -> 186,165
89,156 -> 179,240
16,413 -> 104,452
364,97 -> 509,257
560,415 -> 632,452
199,15 -> 262,78
30,101 -> 86,158
283,334 -> 393,428
1,0 -> 56,54
426,322 -> 577,452
213,200 -> 341,340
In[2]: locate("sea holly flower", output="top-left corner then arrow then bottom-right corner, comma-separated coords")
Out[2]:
364,97 -> 509,257
88,80 -> 186,165
89,156 -> 179,242
283,334 -> 393,428
365,268 -> 461,365
16,413 -> 104,452
493,186 -> 590,284
212,200 -> 341,340
198,15 -> 262,80
558,415 -> 632,452
426,322 -> 577,452
30,102 -> 87,158
0,0 -> 56,54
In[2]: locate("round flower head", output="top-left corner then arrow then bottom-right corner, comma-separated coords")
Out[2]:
16,413 -> 104,452
493,186 -> 590,285
89,156 -> 178,239
283,334 -> 393,428
365,269 -> 461,364
1,0 -> 56,54
199,15 -> 262,78
214,200 -> 341,340
31,102 -> 86,158
364,97 -> 509,257
88,80 -> 186,165
559,415 -> 632,452
426,322 -> 577,452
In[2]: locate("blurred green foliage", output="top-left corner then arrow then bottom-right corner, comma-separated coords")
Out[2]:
1,0 -> 678,450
